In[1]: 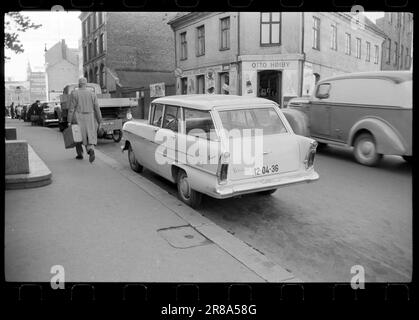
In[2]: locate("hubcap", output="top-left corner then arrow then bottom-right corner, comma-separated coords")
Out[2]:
358,140 -> 375,160
179,176 -> 190,199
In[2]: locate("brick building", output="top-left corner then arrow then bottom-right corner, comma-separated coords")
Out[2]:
44,39 -> 80,102
79,12 -> 177,118
169,12 -> 385,106
376,12 -> 413,70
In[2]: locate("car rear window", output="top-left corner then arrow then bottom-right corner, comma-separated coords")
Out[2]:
219,107 -> 287,135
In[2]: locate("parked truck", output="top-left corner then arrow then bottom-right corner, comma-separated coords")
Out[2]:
56,82 -> 137,142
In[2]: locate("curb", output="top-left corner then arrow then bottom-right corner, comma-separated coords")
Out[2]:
5,145 -> 52,190
94,148 -> 299,282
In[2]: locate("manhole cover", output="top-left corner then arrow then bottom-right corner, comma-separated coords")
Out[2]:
157,225 -> 212,249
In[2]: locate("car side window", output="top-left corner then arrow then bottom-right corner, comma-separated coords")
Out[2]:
184,108 -> 216,140
162,105 -> 181,132
151,104 -> 164,127
315,83 -> 331,99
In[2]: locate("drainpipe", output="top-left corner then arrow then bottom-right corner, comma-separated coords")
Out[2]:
237,12 -> 241,95
299,12 -> 305,97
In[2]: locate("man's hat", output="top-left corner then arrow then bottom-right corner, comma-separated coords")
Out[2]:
79,77 -> 87,85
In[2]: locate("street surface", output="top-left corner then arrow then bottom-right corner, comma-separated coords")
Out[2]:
96,132 -> 412,282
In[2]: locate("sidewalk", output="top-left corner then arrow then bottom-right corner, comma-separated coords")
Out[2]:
5,119 -> 295,282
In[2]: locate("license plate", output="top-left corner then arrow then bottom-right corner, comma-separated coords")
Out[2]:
254,164 -> 279,176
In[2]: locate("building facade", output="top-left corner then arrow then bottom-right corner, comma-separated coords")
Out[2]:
79,12 -> 177,117
169,12 -> 385,106
26,63 -> 47,103
5,80 -> 31,106
376,12 -> 413,71
44,39 -> 80,102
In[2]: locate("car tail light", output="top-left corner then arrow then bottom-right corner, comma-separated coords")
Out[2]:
305,141 -> 318,169
217,152 -> 230,184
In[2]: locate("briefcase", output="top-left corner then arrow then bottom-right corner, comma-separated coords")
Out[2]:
63,124 -> 82,149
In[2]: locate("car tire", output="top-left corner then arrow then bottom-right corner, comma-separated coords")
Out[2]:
317,142 -> 328,150
128,145 -> 143,173
177,170 -> 202,209
112,130 -> 122,142
403,156 -> 412,163
258,189 -> 277,196
353,133 -> 382,166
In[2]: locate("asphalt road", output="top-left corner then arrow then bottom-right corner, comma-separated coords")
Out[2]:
94,134 -> 412,282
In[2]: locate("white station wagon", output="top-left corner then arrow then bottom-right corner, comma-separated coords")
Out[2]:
122,95 -> 319,208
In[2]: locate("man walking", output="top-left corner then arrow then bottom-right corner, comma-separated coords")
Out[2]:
67,77 -> 102,163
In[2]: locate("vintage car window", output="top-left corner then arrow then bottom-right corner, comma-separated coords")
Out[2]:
151,104 -> 164,127
315,83 -> 331,99
219,107 -> 287,135
184,108 -> 216,140
162,105 -> 181,132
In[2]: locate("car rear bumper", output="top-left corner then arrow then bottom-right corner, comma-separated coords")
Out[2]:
211,169 -> 319,199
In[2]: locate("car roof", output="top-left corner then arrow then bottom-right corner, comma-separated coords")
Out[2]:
152,94 -> 276,111
319,71 -> 412,84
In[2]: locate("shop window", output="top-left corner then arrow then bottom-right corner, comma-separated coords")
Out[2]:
260,12 -> 281,45
219,72 -> 230,94
196,75 -> 205,94
180,77 -> 188,95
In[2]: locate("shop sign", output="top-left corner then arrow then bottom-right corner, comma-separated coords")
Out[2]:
243,60 -> 297,71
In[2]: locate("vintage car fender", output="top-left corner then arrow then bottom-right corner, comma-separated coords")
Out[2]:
348,117 -> 407,155
281,108 -> 310,137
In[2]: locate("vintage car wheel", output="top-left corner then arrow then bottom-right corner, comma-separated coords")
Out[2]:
403,156 -> 412,163
258,189 -> 277,196
353,133 -> 382,166
177,170 -> 202,209
112,130 -> 122,142
128,145 -> 143,173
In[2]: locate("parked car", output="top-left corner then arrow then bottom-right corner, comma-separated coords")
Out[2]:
122,95 -> 319,208
283,71 -> 412,166
40,102 -> 60,126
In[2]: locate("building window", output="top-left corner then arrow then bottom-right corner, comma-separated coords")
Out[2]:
83,21 -> 87,38
312,16 -> 320,50
389,12 -> 393,24
92,13 -> 97,30
87,16 -> 91,35
356,38 -> 361,59
88,42 -> 93,61
260,12 -> 281,45
387,39 -> 391,64
219,72 -> 230,94
99,33 -> 104,53
400,45 -> 404,69
94,38 -> 98,57
95,66 -> 99,84
345,33 -> 351,55
99,64 -> 105,88
406,47 -> 410,69
394,41 -> 398,66
366,41 -> 371,61
98,12 -> 103,26
83,45 -> 87,63
374,45 -> 379,64
196,75 -> 205,93
330,23 -> 337,50
180,32 -> 187,60
196,25 -> 205,56
220,17 -> 230,50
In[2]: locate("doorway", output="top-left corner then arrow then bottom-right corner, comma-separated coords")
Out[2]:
257,70 -> 282,106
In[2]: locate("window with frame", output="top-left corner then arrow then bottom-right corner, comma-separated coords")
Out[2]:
162,105 -> 181,132
316,83 -> 331,99
196,25 -> 205,56
330,24 -> 337,50
374,45 -> 379,64
99,34 -> 104,53
184,109 -> 216,140
394,41 -> 398,66
180,32 -> 187,60
83,45 -> 87,63
387,39 -> 391,64
94,38 -> 98,57
98,12 -> 103,25
260,12 -> 281,45
219,72 -> 230,94
356,38 -> 361,59
312,16 -> 320,50
196,75 -> 205,93
220,17 -> 230,50
151,104 -> 164,127
366,41 -> 371,61
93,12 -> 97,30
345,33 -> 351,55
406,47 -> 410,69
88,42 -> 93,61
401,45 -> 404,68
180,77 -> 188,95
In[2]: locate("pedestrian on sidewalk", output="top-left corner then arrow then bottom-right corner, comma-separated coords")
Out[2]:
10,103 -> 15,119
67,77 -> 103,163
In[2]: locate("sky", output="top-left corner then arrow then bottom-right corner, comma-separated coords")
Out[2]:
4,11 -> 385,81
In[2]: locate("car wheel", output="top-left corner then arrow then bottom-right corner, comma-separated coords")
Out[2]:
258,189 -> 277,196
402,156 -> 412,163
128,145 -> 143,173
353,133 -> 382,166
177,170 -> 202,209
112,130 -> 122,142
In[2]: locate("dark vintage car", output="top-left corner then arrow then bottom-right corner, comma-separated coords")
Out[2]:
283,71 -> 412,166
40,102 -> 60,126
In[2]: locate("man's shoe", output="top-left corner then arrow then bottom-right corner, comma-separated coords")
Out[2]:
88,149 -> 95,163
76,155 -> 83,160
